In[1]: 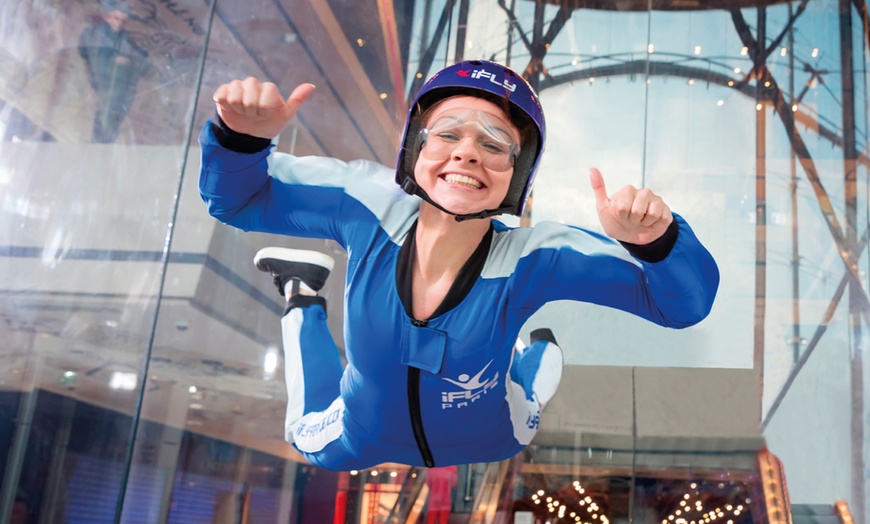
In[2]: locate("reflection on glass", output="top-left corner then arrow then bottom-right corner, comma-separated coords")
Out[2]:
78,4 -> 150,144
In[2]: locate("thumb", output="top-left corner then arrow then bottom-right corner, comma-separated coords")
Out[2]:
284,83 -> 316,118
589,168 -> 609,209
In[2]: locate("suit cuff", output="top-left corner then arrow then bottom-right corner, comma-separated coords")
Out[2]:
619,216 -> 679,263
209,113 -> 272,154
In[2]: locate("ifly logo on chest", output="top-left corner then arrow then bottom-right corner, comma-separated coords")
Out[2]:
440,360 -> 500,409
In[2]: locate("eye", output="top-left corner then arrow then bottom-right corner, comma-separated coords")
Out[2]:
480,141 -> 508,154
435,132 -> 461,142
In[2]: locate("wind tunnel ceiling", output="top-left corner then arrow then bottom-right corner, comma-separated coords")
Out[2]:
205,0 -> 417,162
12,0 -> 794,151
17,0 -> 416,162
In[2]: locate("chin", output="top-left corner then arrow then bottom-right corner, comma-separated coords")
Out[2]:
437,202 -> 493,217
424,187 -> 503,217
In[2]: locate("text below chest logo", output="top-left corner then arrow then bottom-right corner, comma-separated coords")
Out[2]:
294,406 -> 341,438
441,360 -> 499,409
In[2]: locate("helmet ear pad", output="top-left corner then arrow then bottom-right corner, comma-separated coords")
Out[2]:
400,88 -> 541,216
401,115 -> 425,188
502,123 -> 540,216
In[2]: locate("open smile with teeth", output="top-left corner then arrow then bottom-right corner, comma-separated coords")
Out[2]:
442,173 -> 484,190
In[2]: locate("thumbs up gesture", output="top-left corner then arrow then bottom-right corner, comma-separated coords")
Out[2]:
589,168 -> 673,245
212,77 -> 315,139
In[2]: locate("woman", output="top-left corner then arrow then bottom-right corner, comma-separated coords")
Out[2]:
198,60 -> 719,470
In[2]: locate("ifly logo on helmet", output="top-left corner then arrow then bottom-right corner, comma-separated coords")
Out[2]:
456,69 -> 517,93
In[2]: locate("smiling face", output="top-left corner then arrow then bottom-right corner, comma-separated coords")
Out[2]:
413,95 -> 521,217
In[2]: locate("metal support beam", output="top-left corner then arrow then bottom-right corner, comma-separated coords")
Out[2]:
763,226 -> 870,432
753,5 -> 768,429
505,0 -> 517,66
453,0 -> 469,63
408,0 -> 456,104
840,0 -> 867,519
788,2 -> 801,365
732,9 -> 870,327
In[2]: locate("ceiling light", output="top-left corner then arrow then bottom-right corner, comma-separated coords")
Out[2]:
109,371 -> 137,390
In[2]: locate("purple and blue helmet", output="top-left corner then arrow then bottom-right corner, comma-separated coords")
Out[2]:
396,59 -> 547,220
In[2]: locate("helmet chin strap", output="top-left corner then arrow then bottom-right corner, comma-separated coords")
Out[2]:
400,177 -> 512,222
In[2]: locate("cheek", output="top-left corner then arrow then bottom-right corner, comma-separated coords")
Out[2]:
491,171 -> 513,194
413,158 -> 438,184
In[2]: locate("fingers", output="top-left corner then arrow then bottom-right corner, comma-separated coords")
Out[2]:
629,188 -> 656,225
257,82 -> 287,117
612,187 -> 667,225
213,77 -> 254,117
640,198 -> 671,226
594,170 -> 670,226
591,167 -> 674,243
214,79 -> 316,117
212,81 -> 233,115
283,83 -> 316,120
212,79 -> 316,138
287,83 -> 316,108
589,168 -> 609,209
213,77 -> 288,117
212,83 -> 228,105
241,76 -> 261,112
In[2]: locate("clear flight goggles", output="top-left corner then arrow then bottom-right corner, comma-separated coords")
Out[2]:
418,110 -> 520,172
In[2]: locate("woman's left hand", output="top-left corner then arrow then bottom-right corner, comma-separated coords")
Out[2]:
589,167 -> 673,245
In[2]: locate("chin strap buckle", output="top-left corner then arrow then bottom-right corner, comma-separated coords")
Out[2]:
453,210 -> 489,223
401,178 -> 418,196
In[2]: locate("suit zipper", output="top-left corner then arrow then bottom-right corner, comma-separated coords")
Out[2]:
408,319 -> 435,467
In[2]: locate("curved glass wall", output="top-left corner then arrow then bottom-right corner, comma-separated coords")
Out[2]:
0,0 -> 865,522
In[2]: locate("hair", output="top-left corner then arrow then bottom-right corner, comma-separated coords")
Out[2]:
100,1 -> 132,14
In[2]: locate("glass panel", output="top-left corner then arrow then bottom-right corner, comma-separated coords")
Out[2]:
0,0 -> 208,521
743,0 -> 865,519
122,0 -> 400,521
636,0 -> 865,519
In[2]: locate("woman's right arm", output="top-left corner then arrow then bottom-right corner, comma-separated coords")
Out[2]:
198,78 -> 347,241
198,116 -> 369,244
199,77 -> 417,248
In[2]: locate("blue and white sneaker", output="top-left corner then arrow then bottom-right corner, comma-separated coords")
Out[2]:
510,328 -> 564,408
254,247 -> 335,297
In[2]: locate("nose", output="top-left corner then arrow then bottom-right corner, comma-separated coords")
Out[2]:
450,136 -> 480,164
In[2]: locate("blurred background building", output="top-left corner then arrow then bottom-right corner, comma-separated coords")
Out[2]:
0,0 -> 866,522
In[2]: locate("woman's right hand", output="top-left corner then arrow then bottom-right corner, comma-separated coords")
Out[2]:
212,77 -> 315,139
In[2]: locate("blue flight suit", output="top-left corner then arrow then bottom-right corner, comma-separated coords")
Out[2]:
198,120 -> 719,470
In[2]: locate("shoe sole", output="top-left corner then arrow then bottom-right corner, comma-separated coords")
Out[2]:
253,247 -> 335,272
